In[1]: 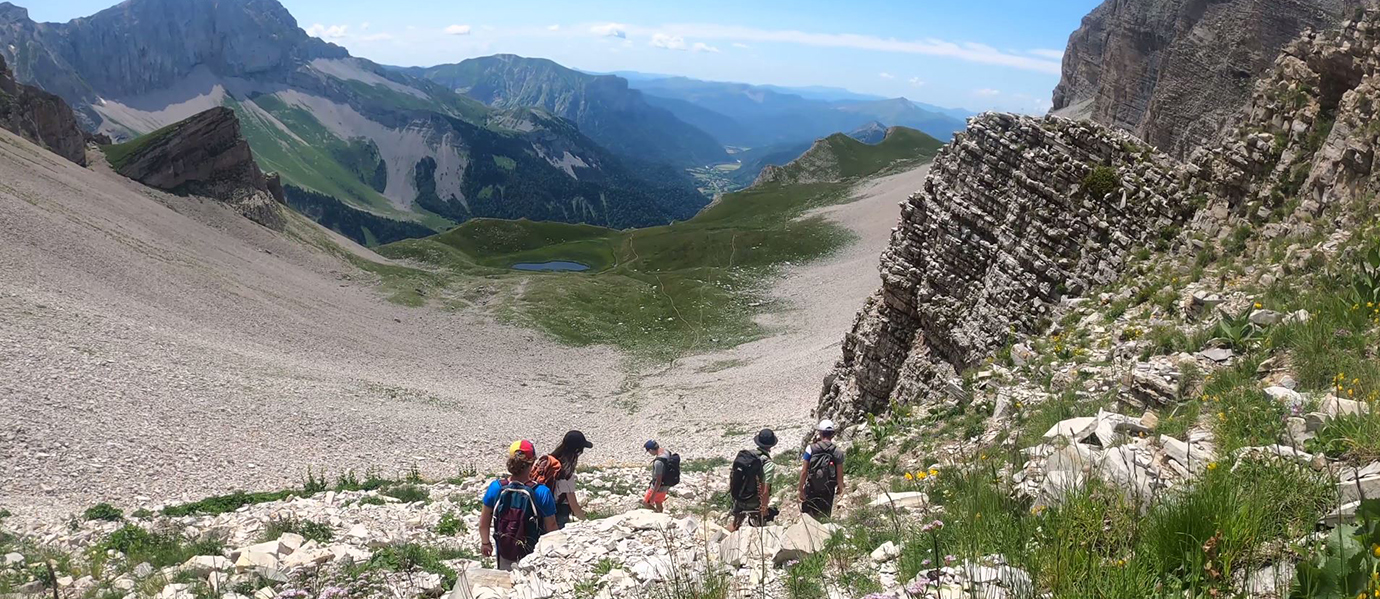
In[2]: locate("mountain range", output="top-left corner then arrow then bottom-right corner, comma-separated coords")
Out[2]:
624,75 -> 971,148
0,0 -> 970,243
402,55 -> 727,169
0,0 -> 707,233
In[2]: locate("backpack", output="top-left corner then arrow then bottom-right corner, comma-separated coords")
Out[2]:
805,443 -> 839,497
531,455 -> 563,488
729,449 -> 764,503
492,481 -> 542,562
657,453 -> 682,488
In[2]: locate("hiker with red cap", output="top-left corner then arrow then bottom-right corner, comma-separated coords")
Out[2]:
531,430 -> 593,529
479,440 -> 557,570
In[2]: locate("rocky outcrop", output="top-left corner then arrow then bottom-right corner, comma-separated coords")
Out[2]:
847,121 -> 889,144
111,107 -> 285,228
821,8 -> 1380,427
753,136 -> 844,187
817,113 -> 1195,423
0,54 -> 86,165
1051,0 -> 1344,158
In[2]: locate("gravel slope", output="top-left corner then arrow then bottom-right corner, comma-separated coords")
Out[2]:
0,129 -> 927,521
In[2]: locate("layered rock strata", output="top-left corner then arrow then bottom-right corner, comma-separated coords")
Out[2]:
817,113 -> 1194,423
0,54 -> 85,165
112,107 -> 286,228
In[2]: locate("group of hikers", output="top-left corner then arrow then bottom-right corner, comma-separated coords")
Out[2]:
477,421 -> 847,569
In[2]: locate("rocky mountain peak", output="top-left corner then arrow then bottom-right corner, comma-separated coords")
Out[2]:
1051,0 -> 1345,157
0,52 -> 87,165
108,106 -> 285,228
0,2 -> 28,22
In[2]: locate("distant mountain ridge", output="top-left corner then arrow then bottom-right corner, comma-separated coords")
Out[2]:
627,75 -> 969,148
0,0 -> 708,233
405,55 -> 727,168
753,126 -> 943,187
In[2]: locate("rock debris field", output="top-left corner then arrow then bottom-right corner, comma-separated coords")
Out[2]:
0,128 -> 921,522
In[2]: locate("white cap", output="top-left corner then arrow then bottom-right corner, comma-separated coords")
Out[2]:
817,419 -> 836,432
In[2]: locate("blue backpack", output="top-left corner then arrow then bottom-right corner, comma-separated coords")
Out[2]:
493,481 -> 542,561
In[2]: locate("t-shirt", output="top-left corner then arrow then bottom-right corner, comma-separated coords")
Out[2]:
801,442 -> 846,468
756,449 -> 776,482
481,480 -> 557,519
550,474 -> 577,504
650,449 -> 671,491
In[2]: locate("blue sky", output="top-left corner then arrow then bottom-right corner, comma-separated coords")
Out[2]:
30,0 -> 1101,113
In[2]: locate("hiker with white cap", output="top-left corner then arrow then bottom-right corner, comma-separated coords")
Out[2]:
798,419 -> 846,520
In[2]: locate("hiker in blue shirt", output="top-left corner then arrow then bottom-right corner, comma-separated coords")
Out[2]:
479,441 -> 558,570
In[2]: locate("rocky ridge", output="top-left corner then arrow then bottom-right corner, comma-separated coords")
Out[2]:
1051,0 -> 1345,157
817,113 -> 1195,423
109,107 -> 286,229
0,53 -> 86,165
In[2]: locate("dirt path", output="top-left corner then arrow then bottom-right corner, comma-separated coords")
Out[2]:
628,164 -> 932,445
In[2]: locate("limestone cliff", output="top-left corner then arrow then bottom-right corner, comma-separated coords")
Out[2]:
820,8 -> 1380,426
109,107 -> 285,228
816,114 -> 1195,422
0,54 -> 85,165
1051,0 -> 1344,158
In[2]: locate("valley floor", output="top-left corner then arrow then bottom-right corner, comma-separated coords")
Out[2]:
0,128 -> 924,522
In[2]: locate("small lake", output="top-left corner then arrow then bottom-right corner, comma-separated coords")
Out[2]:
511,261 -> 590,272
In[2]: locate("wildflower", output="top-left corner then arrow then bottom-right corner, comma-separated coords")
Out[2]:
1217,412 -> 1226,422
1207,462 -> 1219,471
944,555 -> 957,564
1254,302 -> 1263,309
922,558 -> 932,566
929,468 -> 939,477
917,471 -> 929,480
1374,544 -> 1380,558
905,472 -> 914,481
921,519 -> 945,533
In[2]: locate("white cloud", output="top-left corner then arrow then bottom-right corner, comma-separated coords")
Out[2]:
692,42 -> 720,53
973,88 -> 1001,97
909,77 -> 925,87
547,24 -> 561,31
650,32 -> 688,50
731,42 -> 751,49
444,24 -> 472,36
590,23 -> 627,38
611,23 -> 1063,74
879,72 -> 895,80
305,24 -> 349,39
1027,48 -> 1065,60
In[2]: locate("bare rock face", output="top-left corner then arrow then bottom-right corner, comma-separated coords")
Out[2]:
0,54 -> 86,165
1051,0 -> 1344,158
112,107 -> 285,228
817,113 -> 1195,422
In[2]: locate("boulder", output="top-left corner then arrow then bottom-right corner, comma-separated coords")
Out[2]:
234,550 -> 280,572
629,556 -> 674,582
2,553 -> 23,567
281,547 -> 333,570
775,516 -> 836,565
868,492 -> 928,510
1249,310 -> 1284,326
719,525 -> 783,567
182,555 -> 232,576
1338,476 -> 1380,504
870,541 -> 902,563
156,584 -> 194,599
1319,395 -> 1371,417
277,533 -> 305,554
614,510 -> 674,531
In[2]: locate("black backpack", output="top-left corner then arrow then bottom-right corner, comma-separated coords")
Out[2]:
805,443 -> 839,497
729,449 -> 764,502
657,454 -> 682,487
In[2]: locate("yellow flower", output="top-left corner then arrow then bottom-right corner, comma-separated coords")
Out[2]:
1254,302 -> 1263,309
917,471 -> 928,480
1374,544 -> 1380,558
929,468 -> 940,477
1207,462 -> 1219,471
905,472 -> 914,481
1217,412 -> 1226,422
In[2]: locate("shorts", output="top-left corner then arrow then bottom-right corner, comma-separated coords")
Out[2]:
644,488 -> 668,505
802,493 -> 835,520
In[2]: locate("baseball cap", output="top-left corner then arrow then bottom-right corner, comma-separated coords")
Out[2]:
563,430 -> 594,450
817,420 -> 836,433
644,439 -> 659,451
754,428 -> 778,449
509,439 -> 536,459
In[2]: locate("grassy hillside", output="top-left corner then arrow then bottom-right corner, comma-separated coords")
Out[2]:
757,126 -> 944,187
378,126 -> 942,359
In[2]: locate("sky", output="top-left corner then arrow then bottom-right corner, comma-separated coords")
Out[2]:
29,0 -> 1102,114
